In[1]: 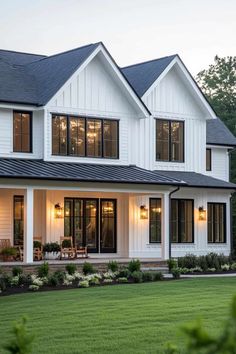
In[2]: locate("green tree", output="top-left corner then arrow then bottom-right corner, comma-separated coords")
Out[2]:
196,56 -> 236,251
4,317 -> 34,354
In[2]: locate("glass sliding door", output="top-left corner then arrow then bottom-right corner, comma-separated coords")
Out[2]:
100,200 -> 117,253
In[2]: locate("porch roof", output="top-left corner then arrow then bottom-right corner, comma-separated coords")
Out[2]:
0,158 -> 185,186
154,170 -> 236,190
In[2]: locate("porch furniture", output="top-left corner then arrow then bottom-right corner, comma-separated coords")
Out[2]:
33,237 -> 43,261
0,239 -> 22,261
60,236 -> 75,259
75,245 -> 88,259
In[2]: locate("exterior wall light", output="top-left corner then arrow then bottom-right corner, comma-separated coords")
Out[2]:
140,205 -> 148,219
198,206 -> 206,221
54,203 -> 63,219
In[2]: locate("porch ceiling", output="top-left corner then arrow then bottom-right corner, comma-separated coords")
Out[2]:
0,158 -> 185,186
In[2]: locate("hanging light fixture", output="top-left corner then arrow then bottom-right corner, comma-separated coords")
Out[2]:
140,205 -> 148,219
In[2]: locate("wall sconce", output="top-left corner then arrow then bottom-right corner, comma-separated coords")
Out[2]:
198,206 -> 206,221
140,205 -> 148,219
54,203 -> 63,219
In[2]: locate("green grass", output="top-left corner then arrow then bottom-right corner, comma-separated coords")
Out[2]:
0,278 -> 235,354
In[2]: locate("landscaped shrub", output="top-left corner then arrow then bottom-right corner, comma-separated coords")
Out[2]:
205,253 -> 221,270
4,317 -> 34,354
48,272 -> 63,287
167,259 -> 177,271
117,267 -> 130,278
79,280 -> 89,288
221,264 -> 230,271
107,260 -> 119,272
43,242 -> 60,254
131,271 -> 143,283
0,276 -> 8,292
37,262 -> 49,278
12,266 -> 23,277
89,277 -> 100,285
171,268 -> 181,279
65,263 -> 77,275
142,272 -> 154,282
128,259 -> 141,272
231,263 -> 236,270
117,277 -> 128,283
82,262 -> 95,275
153,272 -> 164,281
197,256 -> 208,272
178,254 -> 198,269
103,278 -> 113,284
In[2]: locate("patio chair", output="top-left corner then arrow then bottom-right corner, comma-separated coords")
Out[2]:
60,236 -> 75,259
33,237 -> 43,261
75,245 -> 88,259
0,239 -> 22,261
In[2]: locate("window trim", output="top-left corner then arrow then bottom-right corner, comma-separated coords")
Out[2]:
13,110 -> 33,153
171,198 -> 194,243
13,195 -> 24,246
206,148 -> 212,171
100,198 -> 117,253
52,114 -> 119,159
155,118 -> 185,163
149,198 -> 162,244
207,202 -> 226,244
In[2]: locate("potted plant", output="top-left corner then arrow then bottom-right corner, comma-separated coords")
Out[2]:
43,242 -> 60,260
0,247 -> 17,261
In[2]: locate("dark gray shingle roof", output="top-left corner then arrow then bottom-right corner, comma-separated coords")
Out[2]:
206,118 -> 236,146
154,170 -> 236,189
0,159 -> 184,185
121,55 -> 176,96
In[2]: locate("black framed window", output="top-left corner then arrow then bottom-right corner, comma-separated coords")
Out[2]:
13,196 -> 24,246
100,199 -> 117,252
52,115 -> 119,159
206,148 -> 212,171
156,119 -> 184,162
208,203 -> 226,243
171,199 -> 194,243
13,111 -> 32,153
149,198 -> 162,243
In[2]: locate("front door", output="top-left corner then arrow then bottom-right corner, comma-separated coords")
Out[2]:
64,198 -> 98,253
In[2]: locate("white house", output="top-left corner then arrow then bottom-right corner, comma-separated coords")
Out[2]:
0,42 -> 235,264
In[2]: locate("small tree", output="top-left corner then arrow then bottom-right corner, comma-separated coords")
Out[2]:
4,317 -> 34,354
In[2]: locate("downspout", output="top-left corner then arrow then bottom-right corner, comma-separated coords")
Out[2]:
169,186 -> 180,259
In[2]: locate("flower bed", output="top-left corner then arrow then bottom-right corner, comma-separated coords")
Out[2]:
0,260 -> 166,296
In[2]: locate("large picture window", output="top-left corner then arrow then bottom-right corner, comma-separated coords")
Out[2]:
13,196 -> 24,246
13,111 -> 32,153
156,119 -> 184,162
171,199 -> 194,243
208,203 -> 226,243
52,115 -> 119,159
149,198 -> 162,243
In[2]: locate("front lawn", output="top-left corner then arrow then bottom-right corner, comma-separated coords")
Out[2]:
0,277 -> 235,353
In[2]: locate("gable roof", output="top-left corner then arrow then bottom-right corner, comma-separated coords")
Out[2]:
121,55 -> 176,97
206,118 -> 236,147
0,43 -> 100,106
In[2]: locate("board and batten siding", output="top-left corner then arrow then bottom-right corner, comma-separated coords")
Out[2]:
0,108 -> 44,159
206,147 -> 229,181
44,53 -> 141,165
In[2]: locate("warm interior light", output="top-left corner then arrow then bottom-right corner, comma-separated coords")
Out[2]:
199,206 -> 206,221
54,203 -> 63,219
140,205 -> 148,219
152,207 -> 161,213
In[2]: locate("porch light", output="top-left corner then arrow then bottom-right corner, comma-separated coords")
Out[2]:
54,203 -> 63,219
198,206 -> 206,221
140,205 -> 148,220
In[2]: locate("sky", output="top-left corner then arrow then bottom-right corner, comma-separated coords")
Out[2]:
0,0 -> 235,75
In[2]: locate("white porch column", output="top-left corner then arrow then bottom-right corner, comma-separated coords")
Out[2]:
162,192 -> 170,260
24,187 -> 34,263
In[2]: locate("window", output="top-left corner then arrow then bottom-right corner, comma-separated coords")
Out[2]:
52,115 -> 119,159
156,119 -> 184,162
13,111 -> 32,153
171,199 -> 194,243
206,148 -> 212,171
208,203 -> 226,243
100,200 -> 117,252
13,196 -> 24,246
149,198 -> 162,243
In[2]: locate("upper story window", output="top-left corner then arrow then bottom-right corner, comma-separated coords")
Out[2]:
52,115 -> 119,159
156,119 -> 184,162
206,148 -> 212,171
13,111 -> 32,153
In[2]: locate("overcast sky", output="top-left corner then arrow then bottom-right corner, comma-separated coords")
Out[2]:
0,0 -> 235,74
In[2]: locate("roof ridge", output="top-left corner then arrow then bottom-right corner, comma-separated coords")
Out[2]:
25,42 -> 101,65
0,48 -> 47,57
121,54 -> 177,70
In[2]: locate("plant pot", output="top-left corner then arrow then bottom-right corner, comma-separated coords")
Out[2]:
44,252 -> 60,260
1,255 -> 14,262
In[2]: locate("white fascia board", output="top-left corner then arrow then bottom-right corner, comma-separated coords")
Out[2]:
0,103 -> 40,111
46,43 -> 150,118
142,56 -> 217,119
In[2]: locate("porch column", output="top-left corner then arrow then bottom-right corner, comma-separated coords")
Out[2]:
162,192 -> 170,260
24,187 -> 34,263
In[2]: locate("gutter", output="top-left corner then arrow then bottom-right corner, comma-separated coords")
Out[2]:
169,186 -> 180,259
